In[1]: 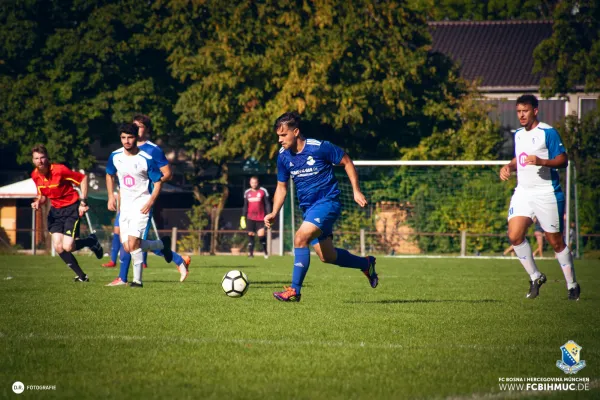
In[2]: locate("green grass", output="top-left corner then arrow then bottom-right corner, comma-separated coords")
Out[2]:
0,254 -> 599,399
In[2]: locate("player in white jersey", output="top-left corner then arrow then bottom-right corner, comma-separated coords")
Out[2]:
106,123 -> 173,287
499,95 -> 579,300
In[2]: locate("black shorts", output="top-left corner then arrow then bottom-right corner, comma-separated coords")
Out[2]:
246,219 -> 265,233
48,202 -> 81,237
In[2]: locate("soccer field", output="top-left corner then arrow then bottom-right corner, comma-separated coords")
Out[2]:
1,254 -> 598,399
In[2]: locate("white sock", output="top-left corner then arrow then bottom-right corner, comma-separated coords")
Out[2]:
513,240 -> 541,281
131,248 -> 144,283
140,239 -> 164,252
556,246 -> 577,289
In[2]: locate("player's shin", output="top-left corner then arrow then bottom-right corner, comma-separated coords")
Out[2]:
556,246 -> 577,289
119,244 -> 131,282
291,247 -> 311,294
131,248 -> 144,284
513,240 -> 541,280
58,251 -> 86,278
260,236 -> 267,254
248,236 -> 255,256
140,239 -> 163,251
333,248 -> 369,269
110,233 -> 120,262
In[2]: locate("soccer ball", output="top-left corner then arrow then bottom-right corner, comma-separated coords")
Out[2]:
221,270 -> 249,298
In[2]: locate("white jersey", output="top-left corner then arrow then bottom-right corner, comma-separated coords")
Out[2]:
106,148 -> 163,204
514,122 -> 566,195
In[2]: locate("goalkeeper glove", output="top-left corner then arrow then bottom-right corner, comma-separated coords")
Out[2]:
240,216 -> 246,229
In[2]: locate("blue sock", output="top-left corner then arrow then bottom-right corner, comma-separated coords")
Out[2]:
119,244 -> 131,282
143,251 -> 148,265
152,249 -> 184,266
110,233 -> 120,263
333,248 -> 369,270
291,247 -> 311,294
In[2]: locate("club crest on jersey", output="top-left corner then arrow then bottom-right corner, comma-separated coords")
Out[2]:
532,137 -> 537,144
306,156 -> 315,166
289,162 -> 294,167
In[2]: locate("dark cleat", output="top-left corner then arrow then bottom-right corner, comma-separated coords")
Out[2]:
568,284 -> 580,301
89,233 -> 104,259
362,256 -> 379,288
526,273 -> 547,299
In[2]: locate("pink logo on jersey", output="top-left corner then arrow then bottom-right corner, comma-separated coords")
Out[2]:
123,174 -> 136,187
518,152 -> 528,167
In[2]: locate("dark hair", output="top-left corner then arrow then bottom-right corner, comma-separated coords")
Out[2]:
516,94 -> 538,109
119,123 -> 139,137
31,144 -> 49,157
250,176 -> 259,181
274,112 -> 301,132
133,114 -> 153,134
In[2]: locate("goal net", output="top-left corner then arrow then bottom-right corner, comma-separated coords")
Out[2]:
286,161 -> 572,258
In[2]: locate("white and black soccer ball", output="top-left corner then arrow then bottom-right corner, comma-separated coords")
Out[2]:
221,270 -> 249,298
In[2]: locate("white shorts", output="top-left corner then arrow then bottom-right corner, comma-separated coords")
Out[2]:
507,188 -> 565,233
119,200 -> 151,242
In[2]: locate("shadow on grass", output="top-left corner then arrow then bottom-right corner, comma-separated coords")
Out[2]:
199,265 -> 259,269
346,299 -> 501,304
250,280 -> 305,289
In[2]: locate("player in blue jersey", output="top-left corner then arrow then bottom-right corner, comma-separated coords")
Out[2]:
499,95 -> 579,300
264,112 -> 378,302
106,123 -> 173,287
106,115 -> 191,286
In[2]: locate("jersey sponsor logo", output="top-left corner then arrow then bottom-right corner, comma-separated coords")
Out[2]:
518,152 -> 528,167
123,174 -> 136,187
306,156 -> 315,166
532,138 -> 537,144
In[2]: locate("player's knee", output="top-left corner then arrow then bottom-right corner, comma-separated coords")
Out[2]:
293,236 -> 311,248
507,232 -> 525,246
54,244 -> 64,253
63,243 -> 75,252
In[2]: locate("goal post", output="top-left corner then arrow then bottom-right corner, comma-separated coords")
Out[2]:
282,160 -> 572,258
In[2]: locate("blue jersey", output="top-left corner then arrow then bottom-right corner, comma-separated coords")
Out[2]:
138,141 -> 169,169
277,139 -> 345,211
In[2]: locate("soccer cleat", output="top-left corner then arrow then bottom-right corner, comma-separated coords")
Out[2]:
89,233 -> 104,259
143,263 -> 148,269
129,281 -> 143,288
264,254 -> 269,259
526,273 -> 547,299
273,286 -> 301,302
362,256 -> 379,288
74,275 -> 89,282
161,237 -> 173,263
178,255 -> 191,282
102,261 -> 116,268
568,284 -> 581,301
248,254 -> 254,258
106,277 -> 127,286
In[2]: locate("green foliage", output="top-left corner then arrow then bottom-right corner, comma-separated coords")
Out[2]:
534,1 -> 600,97
160,0 -> 467,164
555,105 -> 600,249
0,0 -> 180,167
420,0 -> 558,21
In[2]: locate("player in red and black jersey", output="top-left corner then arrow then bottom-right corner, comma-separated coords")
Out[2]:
30,145 -> 103,282
241,176 -> 271,258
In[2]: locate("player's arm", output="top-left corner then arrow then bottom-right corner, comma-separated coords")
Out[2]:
525,152 -> 568,168
240,193 -> 248,229
31,194 -> 47,210
500,158 -> 517,181
140,181 -> 162,214
159,165 -> 172,182
77,174 -> 90,216
264,181 -> 287,229
106,174 -> 117,211
338,153 -> 367,208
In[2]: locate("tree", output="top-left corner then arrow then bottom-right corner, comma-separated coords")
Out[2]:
0,0 -> 181,168
534,0 -> 600,97
420,0 -> 559,21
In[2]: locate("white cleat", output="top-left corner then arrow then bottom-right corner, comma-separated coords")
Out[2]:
179,255 -> 191,282
106,277 -> 127,286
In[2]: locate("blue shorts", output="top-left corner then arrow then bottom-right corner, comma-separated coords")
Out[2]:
115,212 -> 120,227
302,199 -> 341,245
